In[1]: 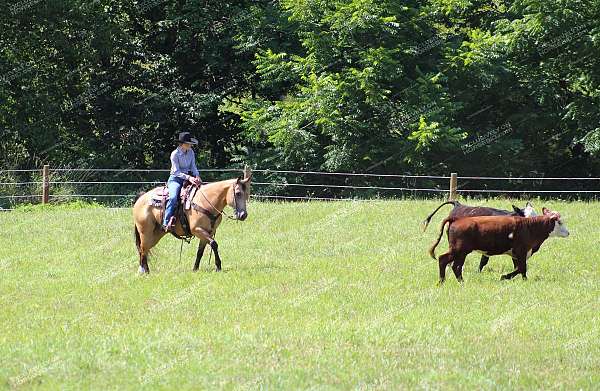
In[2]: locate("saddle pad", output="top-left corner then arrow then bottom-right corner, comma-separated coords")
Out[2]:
147,184 -> 197,206
148,186 -> 167,205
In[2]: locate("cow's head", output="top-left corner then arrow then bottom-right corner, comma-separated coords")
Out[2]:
543,207 -> 569,237
512,201 -> 538,217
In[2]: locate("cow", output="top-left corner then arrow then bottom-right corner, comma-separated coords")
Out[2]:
422,200 -> 537,272
428,207 -> 569,283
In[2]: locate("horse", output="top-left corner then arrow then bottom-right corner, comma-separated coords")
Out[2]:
132,172 -> 252,273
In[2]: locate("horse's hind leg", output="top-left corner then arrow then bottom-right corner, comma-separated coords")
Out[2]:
137,224 -> 165,274
139,252 -> 150,274
193,240 -> 208,271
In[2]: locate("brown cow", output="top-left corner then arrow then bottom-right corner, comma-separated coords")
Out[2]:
422,201 -> 537,272
429,208 -> 569,283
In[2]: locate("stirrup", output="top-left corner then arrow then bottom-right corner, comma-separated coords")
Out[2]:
164,216 -> 176,232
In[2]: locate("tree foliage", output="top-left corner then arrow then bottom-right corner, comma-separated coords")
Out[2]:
1,0 -> 599,177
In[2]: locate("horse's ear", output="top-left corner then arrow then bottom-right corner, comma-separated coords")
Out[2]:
241,172 -> 252,184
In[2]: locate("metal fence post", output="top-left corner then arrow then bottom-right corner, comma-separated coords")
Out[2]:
449,172 -> 457,200
42,165 -> 49,204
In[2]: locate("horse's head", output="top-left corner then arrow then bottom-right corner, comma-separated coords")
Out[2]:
227,172 -> 252,221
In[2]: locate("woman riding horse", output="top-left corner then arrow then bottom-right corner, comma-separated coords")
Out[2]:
133,133 -> 252,274
162,132 -> 202,232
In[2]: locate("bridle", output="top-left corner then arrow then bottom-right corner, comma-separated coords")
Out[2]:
197,181 -> 244,221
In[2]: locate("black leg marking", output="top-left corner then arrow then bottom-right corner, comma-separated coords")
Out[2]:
210,240 -> 222,271
193,241 -> 207,271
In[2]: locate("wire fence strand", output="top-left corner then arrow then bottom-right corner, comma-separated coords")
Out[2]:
1,168 -> 599,205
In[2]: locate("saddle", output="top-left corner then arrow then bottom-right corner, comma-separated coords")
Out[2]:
148,181 -> 200,240
148,181 -> 219,240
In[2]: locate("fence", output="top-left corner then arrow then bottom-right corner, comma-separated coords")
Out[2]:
1,165 -> 599,209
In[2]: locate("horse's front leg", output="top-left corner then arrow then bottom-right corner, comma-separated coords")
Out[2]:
193,240 -> 208,271
210,239 -> 222,272
193,226 -> 221,272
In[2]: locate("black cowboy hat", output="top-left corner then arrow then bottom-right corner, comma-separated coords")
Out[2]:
176,132 -> 198,145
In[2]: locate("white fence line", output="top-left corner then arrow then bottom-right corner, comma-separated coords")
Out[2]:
2,167 -> 600,180
1,167 -> 600,205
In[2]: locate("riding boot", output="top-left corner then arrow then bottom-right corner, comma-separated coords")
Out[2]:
163,216 -> 176,232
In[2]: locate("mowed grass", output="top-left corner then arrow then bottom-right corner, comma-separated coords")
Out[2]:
0,200 -> 598,390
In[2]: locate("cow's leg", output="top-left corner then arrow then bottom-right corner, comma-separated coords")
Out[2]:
210,239 -> 222,272
193,240 -> 208,271
438,252 -> 453,284
516,257 -> 527,280
451,253 -> 467,282
478,255 -> 490,272
501,253 -> 526,280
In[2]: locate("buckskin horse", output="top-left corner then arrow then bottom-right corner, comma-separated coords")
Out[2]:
132,170 -> 252,273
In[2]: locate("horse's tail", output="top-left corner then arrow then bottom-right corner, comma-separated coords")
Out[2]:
133,192 -> 145,253
134,224 -> 141,253
421,200 -> 460,232
429,217 -> 451,260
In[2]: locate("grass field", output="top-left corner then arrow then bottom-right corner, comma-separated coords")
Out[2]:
0,200 -> 598,390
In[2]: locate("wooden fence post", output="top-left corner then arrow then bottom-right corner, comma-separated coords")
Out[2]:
449,172 -> 457,201
42,165 -> 49,204
243,165 -> 252,194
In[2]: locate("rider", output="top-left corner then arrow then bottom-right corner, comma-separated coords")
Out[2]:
162,132 -> 202,232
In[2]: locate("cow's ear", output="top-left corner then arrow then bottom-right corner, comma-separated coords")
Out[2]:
512,205 -> 524,216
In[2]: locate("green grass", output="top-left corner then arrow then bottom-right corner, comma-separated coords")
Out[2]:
0,200 -> 598,390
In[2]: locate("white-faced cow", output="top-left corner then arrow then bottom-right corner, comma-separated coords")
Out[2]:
422,201 -> 537,272
429,207 -> 569,283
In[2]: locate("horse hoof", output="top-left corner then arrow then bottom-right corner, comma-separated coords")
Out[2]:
139,266 -> 148,274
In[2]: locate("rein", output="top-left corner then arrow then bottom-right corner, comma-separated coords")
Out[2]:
197,184 -> 238,221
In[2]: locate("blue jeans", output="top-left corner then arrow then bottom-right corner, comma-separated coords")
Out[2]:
163,176 -> 185,226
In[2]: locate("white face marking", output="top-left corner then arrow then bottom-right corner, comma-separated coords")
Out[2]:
523,205 -> 537,217
549,219 -> 570,237
508,233 -> 514,239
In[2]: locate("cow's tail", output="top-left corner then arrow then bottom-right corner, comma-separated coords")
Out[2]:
421,201 -> 460,232
429,217 -> 451,260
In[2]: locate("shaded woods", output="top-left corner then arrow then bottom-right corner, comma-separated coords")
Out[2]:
2,0 -> 600,181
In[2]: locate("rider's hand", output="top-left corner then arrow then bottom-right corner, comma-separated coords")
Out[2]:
190,176 -> 201,186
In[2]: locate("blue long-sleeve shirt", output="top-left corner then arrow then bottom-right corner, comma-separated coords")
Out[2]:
170,147 -> 199,180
